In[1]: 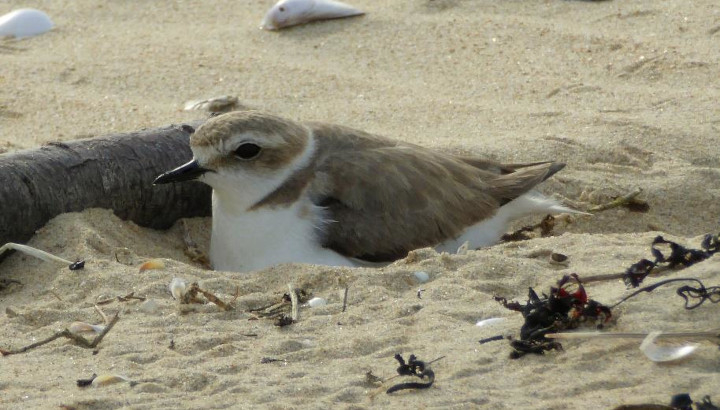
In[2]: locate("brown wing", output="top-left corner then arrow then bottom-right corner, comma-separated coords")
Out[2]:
308,145 -> 534,262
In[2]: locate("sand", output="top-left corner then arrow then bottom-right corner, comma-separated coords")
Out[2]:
1,0 -> 719,408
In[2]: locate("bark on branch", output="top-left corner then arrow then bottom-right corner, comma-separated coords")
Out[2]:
0,121 -> 211,248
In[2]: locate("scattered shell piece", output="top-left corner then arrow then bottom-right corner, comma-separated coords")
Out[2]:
68,321 -> 106,336
169,278 -> 188,300
0,9 -> 53,39
139,259 -> 165,272
183,95 -> 240,113
307,297 -> 327,308
640,331 -> 698,362
261,0 -> 364,31
414,271 -> 430,283
475,318 -> 505,328
91,374 -> 133,388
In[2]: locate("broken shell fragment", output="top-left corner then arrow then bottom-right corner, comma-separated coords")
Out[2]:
169,278 -> 188,300
640,331 -> 698,362
0,9 -> 53,39
68,321 -> 106,336
139,259 -> 165,272
261,0 -> 364,31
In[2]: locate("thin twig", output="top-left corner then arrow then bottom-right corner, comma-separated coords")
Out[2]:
94,305 -> 109,325
196,287 -> 233,311
342,286 -> 349,312
588,187 -> 643,213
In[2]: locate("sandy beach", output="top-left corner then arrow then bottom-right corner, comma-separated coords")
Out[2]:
1,0 -> 719,408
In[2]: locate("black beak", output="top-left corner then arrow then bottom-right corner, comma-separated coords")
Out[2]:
153,160 -> 210,185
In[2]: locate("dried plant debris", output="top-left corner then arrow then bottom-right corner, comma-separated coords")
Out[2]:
612,278 -> 720,310
96,292 -> 146,305
494,274 -> 611,358
614,393 -> 719,410
274,314 -> 294,327
386,354 -> 437,394
249,288 -> 310,324
501,215 -> 556,242
624,234 -> 719,287
177,282 -> 234,311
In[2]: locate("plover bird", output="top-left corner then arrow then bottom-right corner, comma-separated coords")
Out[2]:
154,111 -> 579,272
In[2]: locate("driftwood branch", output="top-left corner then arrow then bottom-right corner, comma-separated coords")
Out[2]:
0,121 -> 211,250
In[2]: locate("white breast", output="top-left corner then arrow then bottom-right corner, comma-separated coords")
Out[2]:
209,194 -> 355,272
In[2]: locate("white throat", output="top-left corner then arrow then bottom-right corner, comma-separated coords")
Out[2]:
206,132 -> 355,272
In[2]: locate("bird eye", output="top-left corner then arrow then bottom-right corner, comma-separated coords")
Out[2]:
279,6 -> 285,12
234,143 -> 262,160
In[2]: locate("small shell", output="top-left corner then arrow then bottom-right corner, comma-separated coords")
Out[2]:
169,278 -> 188,300
68,321 -> 105,336
0,9 -> 54,39
640,331 -> 699,362
183,95 -> 240,113
414,271 -> 430,283
261,0 -> 364,31
139,259 -> 165,272
91,374 -> 132,388
307,297 -> 327,308
475,318 -> 505,328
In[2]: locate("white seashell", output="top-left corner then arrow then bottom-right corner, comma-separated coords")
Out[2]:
68,321 -> 106,335
0,9 -> 53,39
414,271 -> 430,283
261,0 -> 364,31
307,297 -> 327,307
475,318 -> 505,328
183,95 -> 239,112
91,374 -> 132,387
639,331 -> 699,362
169,278 -> 188,300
